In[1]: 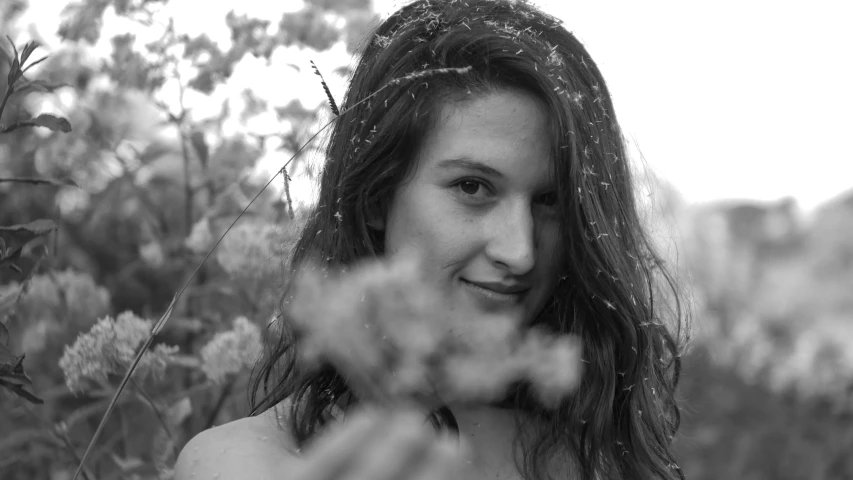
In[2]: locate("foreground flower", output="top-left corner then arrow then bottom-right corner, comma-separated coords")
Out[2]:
287,253 -> 583,408
199,316 -> 263,383
59,311 -> 179,393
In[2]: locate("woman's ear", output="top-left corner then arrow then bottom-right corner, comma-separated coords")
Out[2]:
366,202 -> 385,231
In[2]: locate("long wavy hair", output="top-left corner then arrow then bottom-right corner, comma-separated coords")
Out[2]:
250,1 -> 690,479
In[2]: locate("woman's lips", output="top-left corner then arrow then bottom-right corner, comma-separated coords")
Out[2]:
460,279 -> 528,307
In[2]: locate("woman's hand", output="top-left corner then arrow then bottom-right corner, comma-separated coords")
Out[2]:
291,407 -> 467,480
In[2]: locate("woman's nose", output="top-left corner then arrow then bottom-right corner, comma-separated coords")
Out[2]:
484,201 -> 536,275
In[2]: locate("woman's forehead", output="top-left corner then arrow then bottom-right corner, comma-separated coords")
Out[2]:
416,91 -> 555,185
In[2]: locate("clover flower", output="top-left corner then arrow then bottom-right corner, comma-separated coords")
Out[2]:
287,253 -> 582,408
199,316 -> 263,383
58,311 -> 179,393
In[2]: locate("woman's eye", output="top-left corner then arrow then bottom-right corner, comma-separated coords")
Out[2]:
454,179 -> 492,200
459,180 -> 482,195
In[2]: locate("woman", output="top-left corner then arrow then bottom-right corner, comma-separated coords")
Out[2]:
175,0 -> 688,479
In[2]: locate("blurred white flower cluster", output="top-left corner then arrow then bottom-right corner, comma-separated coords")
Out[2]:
721,313 -> 853,408
184,217 -> 215,255
288,254 -> 582,409
214,222 -> 287,278
199,316 -> 263,383
58,311 -> 179,393
7,269 -> 110,331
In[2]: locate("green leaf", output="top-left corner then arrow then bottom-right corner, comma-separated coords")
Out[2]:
0,372 -> 32,386
7,57 -> 21,86
0,357 -> 44,404
19,41 -> 39,67
31,114 -> 72,133
6,35 -> 18,64
8,385 -> 44,403
0,219 -> 57,254
0,246 -> 23,270
0,343 -> 18,373
21,55 -> 48,74
0,287 -> 19,319
0,354 -> 43,404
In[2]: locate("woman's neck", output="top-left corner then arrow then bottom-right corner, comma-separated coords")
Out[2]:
447,403 -> 526,474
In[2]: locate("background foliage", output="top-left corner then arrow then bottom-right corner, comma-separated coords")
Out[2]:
1,0 -> 851,479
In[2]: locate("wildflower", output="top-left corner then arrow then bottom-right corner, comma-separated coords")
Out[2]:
184,217 -> 214,254
55,270 -> 111,329
546,48 -> 564,68
375,34 -> 392,48
11,270 -> 110,331
215,222 -> 287,278
58,311 -> 179,393
287,253 -> 582,407
569,91 -> 583,107
518,328 -> 582,408
139,241 -> 165,267
288,253 -> 447,399
199,316 -> 262,383
20,319 -> 59,354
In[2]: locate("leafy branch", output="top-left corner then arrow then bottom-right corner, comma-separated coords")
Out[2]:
0,36 -> 72,406
0,37 -> 69,134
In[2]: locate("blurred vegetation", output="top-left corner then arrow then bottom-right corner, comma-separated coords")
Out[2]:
0,0 -> 851,479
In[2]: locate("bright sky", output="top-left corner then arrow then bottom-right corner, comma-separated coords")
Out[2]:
21,0 -> 853,213
536,0 -> 853,214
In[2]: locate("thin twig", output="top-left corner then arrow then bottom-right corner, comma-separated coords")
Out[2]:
0,176 -> 76,187
0,120 -> 38,134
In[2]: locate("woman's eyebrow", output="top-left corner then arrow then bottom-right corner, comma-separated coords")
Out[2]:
435,157 -> 504,178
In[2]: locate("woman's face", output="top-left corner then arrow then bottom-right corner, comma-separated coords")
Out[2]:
383,89 -> 562,328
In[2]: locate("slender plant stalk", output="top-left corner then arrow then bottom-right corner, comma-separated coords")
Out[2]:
0,176 -> 73,187
203,379 -> 235,430
178,125 -> 193,235
0,85 -> 13,122
21,403 -> 94,480
118,405 -> 129,458
71,296 -> 177,480
71,65 -> 473,480
130,378 -> 173,441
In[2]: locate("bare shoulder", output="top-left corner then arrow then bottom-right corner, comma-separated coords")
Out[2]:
174,405 -> 301,480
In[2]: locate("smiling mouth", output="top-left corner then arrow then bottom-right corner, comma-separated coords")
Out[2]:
460,279 -> 528,306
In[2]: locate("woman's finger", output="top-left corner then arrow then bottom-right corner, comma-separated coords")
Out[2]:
341,410 -> 434,480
